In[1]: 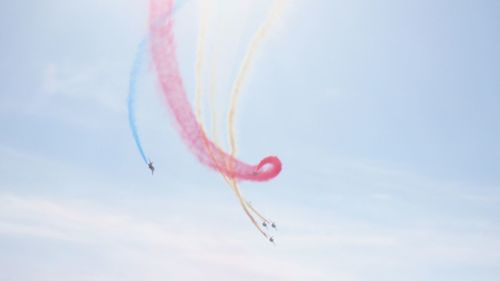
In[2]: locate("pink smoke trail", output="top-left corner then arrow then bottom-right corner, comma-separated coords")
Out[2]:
149,0 -> 281,182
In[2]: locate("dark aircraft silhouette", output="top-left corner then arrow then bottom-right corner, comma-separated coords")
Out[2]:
148,161 -> 155,175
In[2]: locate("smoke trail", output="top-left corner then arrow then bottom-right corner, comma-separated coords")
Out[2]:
128,39 -> 149,164
147,0 -> 278,238
149,0 -> 282,182
227,0 -> 286,158
194,0 -> 209,124
191,1 -> 277,238
128,0 -> 190,166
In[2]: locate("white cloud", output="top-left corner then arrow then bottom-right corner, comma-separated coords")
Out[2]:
1,143 -> 500,281
0,193 -> 327,281
2,184 -> 500,281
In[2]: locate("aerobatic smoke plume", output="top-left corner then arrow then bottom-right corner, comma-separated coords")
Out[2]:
149,0 -> 282,182
128,0 -> 284,239
128,39 -> 149,165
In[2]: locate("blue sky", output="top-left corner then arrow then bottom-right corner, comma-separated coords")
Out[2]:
1,0 -> 499,280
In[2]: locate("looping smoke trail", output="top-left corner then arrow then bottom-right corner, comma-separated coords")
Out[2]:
149,0 -> 282,182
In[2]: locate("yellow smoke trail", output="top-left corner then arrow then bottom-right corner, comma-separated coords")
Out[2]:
227,0 -> 286,158
194,0 -> 209,123
194,0 -> 269,238
208,52 -> 219,147
221,0 -> 287,235
222,0 -> 287,236
219,0 -> 287,235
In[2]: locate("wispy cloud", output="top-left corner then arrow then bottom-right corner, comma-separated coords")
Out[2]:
0,193 -> 325,281
2,174 -> 500,281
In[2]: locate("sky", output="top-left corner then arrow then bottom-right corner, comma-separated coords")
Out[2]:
1,0 -> 499,280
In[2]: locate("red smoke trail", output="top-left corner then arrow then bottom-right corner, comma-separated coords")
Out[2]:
149,0 -> 281,182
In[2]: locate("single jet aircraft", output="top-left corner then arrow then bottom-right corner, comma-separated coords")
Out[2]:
148,161 -> 155,175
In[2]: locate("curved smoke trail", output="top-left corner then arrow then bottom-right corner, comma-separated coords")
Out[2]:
227,0 -> 286,159
193,2 -> 272,238
128,0 -> 190,166
128,39 -> 149,164
149,0 -> 282,182
195,0 -> 283,238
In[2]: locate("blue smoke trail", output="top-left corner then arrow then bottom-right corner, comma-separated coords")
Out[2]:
128,38 -> 149,164
128,0 -> 191,165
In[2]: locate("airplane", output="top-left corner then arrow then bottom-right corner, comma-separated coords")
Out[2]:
148,161 -> 155,175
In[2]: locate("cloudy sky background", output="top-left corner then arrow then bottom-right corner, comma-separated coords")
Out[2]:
1,0 -> 499,280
